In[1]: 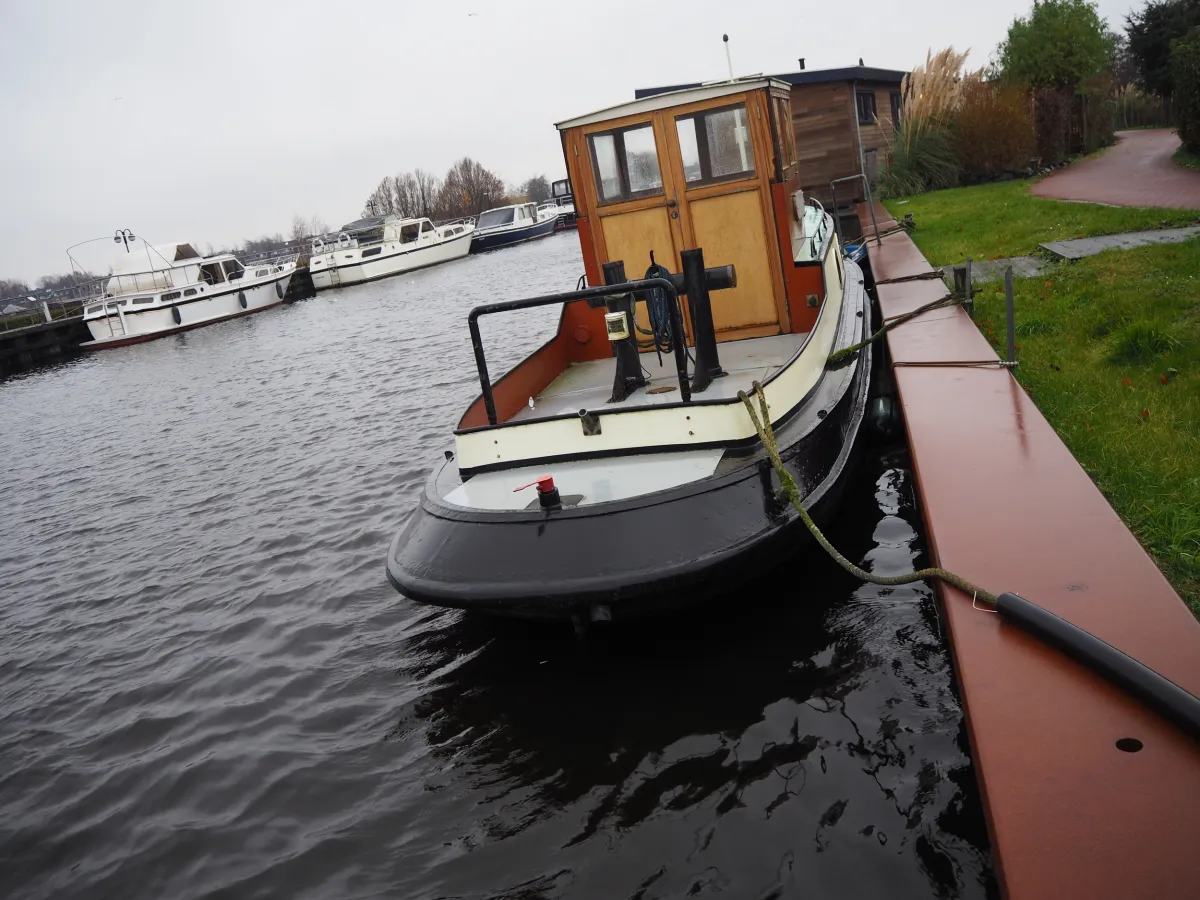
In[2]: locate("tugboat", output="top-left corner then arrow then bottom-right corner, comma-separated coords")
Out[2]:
386,78 -> 873,624
469,202 -> 559,253
547,177 -> 578,230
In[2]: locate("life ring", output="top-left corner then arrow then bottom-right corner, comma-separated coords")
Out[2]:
311,238 -> 324,253
239,291 -> 247,309
337,232 -> 351,249
172,306 -> 182,325
275,281 -> 285,299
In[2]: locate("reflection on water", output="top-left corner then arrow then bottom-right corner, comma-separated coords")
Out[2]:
0,233 -> 994,899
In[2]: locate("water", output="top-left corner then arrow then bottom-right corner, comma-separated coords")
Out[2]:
0,232 -> 995,899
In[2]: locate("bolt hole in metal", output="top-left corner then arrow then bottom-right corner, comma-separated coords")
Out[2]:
1115,737 -> 1143,753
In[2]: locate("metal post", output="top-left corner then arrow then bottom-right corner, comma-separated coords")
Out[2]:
964,257 -> 974,317
1005,265 -> 1016,364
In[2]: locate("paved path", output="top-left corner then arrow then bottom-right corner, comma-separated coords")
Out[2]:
1032,129 -> 1200,208
1041,225 -> 1200,259
941,256 -> 1046,291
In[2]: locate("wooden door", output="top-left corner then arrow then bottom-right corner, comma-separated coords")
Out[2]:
569,91 -> 786,341
659,94 -> 786,339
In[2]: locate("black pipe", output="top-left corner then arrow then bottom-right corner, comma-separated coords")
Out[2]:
996,592 -> 1200,744
602,261 -> 646,403
681,248 -> 725,394
467,276 -> 685,426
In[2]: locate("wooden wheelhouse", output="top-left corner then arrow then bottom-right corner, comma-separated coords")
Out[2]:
457,77 -> 842,436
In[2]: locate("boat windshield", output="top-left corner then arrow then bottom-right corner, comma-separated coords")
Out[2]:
477,208 -> 515,229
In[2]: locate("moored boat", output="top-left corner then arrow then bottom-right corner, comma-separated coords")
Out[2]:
77,238 -> 294,349
385,78 -> 873,624
548,177 -> 577,230
309,214 -> 474,290
469,202 -> 558,253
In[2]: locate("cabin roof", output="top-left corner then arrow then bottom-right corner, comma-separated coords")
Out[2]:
556,77 -> 791,130
633,66 -> 907,100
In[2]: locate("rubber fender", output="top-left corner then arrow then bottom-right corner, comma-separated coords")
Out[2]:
996,592 -> 1200,744
239,292 -> 247,309
171,306 -> 182,325
275,281 -> 284,299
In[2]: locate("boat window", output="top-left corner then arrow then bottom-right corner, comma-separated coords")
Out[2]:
183,287 -> 197,296
132,297 -> 154,305
86,304 -> 100,315
199,262 -> 225,285
255,268 -> 268,277
421,220 -> 435,234
161,291 -> 181,302
223,260 -> 245,281
477,208 -> 515,229
400,224 -> 420,243
675,104 -> 756,185
587,123 -> 663,204
361,247 -> 382,257
857,91 -> 877,125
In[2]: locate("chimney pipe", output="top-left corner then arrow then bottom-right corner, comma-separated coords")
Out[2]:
798,57 -> 806,70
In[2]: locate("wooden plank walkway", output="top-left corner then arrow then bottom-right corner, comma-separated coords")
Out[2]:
858,202 -> 1200,900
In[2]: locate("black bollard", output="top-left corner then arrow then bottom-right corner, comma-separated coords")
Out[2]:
681,248 -> 725,393
602,260 -> 646,403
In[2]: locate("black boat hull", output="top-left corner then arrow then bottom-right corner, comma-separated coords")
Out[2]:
469,217 -> 558,253
386,265 -> 874,622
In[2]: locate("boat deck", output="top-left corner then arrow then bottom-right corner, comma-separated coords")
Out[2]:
510,332 -> 807,422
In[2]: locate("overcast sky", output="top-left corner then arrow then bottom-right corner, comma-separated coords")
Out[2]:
0,0 -> 1140,280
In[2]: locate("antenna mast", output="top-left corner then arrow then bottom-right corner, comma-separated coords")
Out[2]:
723,34 -> 733,81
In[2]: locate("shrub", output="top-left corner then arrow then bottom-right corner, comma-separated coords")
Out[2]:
954,82 -> 1037,178
1174,26 -> 1200,152
1033,87 -> 1073,164
1107,319 -> 1183,365
998,0 -> 1115,90
878,48 -> 974,197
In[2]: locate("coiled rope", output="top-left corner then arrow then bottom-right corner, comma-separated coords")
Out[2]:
738,381 -> 997,607
636,262 -> 681,357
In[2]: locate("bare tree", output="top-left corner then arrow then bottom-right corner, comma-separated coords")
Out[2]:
393,172 -> 419,217
441,157 -> 506,218
290,215 -> 310,242
310,215 -> 330,236
413,168 -> 441,219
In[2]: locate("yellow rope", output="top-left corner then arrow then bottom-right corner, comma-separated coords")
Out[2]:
827,293 -> 960,367
739,381 -> 997,606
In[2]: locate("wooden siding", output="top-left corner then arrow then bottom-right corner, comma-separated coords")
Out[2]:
789,80 -> 902,205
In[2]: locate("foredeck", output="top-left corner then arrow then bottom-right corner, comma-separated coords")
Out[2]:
509,332 -> 808,423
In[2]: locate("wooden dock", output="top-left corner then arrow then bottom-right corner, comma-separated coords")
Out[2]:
858,202 -> 1200,899
0,316 -> 89,378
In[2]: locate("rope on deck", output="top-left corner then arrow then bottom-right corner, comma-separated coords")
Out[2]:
738,381 -> 998,607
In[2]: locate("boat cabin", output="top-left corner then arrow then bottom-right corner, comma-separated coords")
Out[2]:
454,77 -> 845,462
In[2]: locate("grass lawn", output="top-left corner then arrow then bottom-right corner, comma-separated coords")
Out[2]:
968,241 -> 1200,615
884,179 -> 1200,266
1175,145 -> 1200,171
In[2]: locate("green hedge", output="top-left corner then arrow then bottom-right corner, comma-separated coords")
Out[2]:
1174,26 -> 1200,153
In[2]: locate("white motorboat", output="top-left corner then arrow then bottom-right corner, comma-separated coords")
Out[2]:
78,239 -> 294,349
308,215 -> 474,290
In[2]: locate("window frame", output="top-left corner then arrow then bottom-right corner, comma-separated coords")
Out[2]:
890,91 -> 903,130
674,102 -> 757,188
856,90 -> 878,126
587,122 -> 664,206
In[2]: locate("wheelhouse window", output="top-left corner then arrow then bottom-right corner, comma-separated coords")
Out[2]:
223,260 -> 245,281
675,103 -> 755,185
420,220 -> 435,234
477,208 -> 515,228
587,123 -> 663,204
856,91 -> 878,125
199,262 -> 225,285
400,223 -> 420,243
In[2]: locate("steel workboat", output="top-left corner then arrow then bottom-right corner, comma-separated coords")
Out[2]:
386,78 -> 873,623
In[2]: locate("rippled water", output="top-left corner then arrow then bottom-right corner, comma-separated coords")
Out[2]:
1,232 -> 995,899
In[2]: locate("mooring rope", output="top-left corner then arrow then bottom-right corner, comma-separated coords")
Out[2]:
827,293 -> 960,368
738,381 -> 998,607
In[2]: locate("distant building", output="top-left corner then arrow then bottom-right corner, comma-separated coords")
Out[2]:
636,65 -> 907,208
